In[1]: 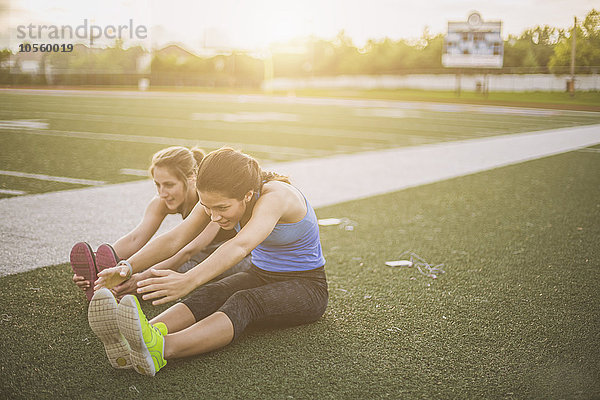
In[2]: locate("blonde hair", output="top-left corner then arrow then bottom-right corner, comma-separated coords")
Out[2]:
196,147 -> 290,200
149,146 -> 205,190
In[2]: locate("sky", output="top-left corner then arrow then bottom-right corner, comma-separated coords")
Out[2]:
2,0 -> 597,51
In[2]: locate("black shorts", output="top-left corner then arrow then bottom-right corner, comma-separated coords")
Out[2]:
182,264 -> 328,339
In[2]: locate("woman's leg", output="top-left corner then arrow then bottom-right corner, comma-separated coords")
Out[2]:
180,269 -> 264,322
163,312 -> 234,359
219,277 -> 328,340
178,252 -> 253,280
150,303 -> 196,333
162,276 -> 328,360
150,268 -> 265,334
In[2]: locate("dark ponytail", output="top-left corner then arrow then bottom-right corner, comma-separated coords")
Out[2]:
196,147 -> 290,199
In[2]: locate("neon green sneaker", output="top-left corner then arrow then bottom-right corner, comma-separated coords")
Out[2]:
117,295 -> 167,376
88,288 -> 132,369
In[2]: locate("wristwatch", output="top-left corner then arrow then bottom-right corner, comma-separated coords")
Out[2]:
117,260 -> 133,279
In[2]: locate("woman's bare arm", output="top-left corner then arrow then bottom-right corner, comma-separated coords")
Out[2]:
136,190 -> 288,304
95,202 -> 210,290
150,222 -> 220,271
111,196 -> 167,259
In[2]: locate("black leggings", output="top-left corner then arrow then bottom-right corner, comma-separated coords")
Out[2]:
181,264 -> 328,340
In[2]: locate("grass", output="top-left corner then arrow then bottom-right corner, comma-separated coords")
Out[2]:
7,85 -> 599,108
1,147 -> 598,398
280,89 -> 600,110
2,90 -> 600,198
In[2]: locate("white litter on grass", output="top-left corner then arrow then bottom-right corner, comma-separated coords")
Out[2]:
317,218 -> 342,226
318,217 -> 357,231
386,251 -> 446,279
385,260 -> 413,268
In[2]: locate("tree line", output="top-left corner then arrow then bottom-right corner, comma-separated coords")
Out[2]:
1,9 -> 598,87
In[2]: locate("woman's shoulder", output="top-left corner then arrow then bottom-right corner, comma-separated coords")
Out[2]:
261,180 -> 298,200
147,196 -> 175,216
259,181 -> 306,222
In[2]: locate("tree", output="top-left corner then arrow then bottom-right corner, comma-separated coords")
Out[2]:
549,9 -> 600,72
503,35 -> 538,68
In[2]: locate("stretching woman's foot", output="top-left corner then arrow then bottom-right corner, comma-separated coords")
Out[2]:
117,295 -> 167,376
95,243 -> 119,273
88,288 -> 132,369
70,242 -> 97,301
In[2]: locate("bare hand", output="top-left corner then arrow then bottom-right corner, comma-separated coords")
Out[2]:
113,273 -> 143,300
137,269 -> 194,305
94,264 -> 130,291
72,274 -> 90,292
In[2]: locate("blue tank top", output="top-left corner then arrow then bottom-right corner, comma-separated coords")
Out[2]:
235,190 -> 326,272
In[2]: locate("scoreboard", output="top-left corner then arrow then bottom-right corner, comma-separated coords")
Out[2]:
442,12 -> 503,68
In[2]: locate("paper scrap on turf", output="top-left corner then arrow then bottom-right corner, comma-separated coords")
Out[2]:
318,218 -> 342,226
318,217 -> 358,231
385,260 -> 413,267
387,251 -> 446,279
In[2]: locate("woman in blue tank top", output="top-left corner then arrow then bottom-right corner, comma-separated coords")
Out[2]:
88,147 -> 328,376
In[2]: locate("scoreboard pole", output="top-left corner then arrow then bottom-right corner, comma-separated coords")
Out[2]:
570,17 -> 577,97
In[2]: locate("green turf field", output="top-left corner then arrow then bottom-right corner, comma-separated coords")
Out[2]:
2,90 -> 600,198
1,147 -> 598,398
282,89 -> 600,109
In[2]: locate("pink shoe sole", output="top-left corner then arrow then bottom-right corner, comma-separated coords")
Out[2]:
96,243 -> 119,273
70,242 -> 97,301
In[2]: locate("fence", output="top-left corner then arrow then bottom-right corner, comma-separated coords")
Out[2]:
263,73 -> 600,92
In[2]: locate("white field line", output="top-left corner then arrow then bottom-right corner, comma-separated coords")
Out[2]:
120,168 -> 149,176
0,189 -> 26,195
5,90 -> 598,137
3,106 -> 598,144
577,148 -> 600,153
0,127 -> 329,159
0,110 -> 462,143
190,112 -> 298,122
3,105 -> 590,132
2,110 -> 408,141
2,88 -> 598,116
0,119 -> 49,129
0,170 -> 105,186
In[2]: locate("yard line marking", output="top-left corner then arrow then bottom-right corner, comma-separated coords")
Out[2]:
120,168 -> 149,176
0,110 -> 445,143
0,119 -> 48,130
190,112 -> 298,122
0,170 -> 105,186
0,189 -> 26,195
0,128 -> 329,159
576,148 -> 600,153
2,108 -> 597,145
3,88 -> 598,116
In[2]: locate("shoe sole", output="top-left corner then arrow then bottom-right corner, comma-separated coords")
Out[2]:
117,296 -> 157,376
96,243 -> 119,273
88,289 -> 132,369
70,242 -> 96,302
